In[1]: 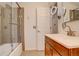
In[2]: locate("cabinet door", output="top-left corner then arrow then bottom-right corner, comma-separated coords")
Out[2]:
53,48 -> 61,56
45,43 -> 53,56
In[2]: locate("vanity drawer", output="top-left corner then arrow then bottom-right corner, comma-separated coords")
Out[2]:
45,42 -> 53,56
52,40 -> 69,56
45,36 -> 69,56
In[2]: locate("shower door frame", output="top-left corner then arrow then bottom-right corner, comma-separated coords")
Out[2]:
17,7 -> 24,51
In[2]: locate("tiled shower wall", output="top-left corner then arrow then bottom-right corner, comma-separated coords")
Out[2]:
0,2 -> 21,56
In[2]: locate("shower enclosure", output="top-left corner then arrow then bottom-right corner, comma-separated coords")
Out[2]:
0,2 -> 24,56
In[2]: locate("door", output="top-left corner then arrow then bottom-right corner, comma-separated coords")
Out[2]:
53,48 -> 60,56
37,8 -> 51,50
26,7 -> 51,50
26,8 -> 37,50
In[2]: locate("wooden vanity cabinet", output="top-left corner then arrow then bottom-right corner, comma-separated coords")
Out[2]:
45,42 -> 53,56
45,36 -> 79,56
45,36 -> 61,56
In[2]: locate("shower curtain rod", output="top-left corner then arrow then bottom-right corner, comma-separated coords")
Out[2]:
16,2 -> 21,8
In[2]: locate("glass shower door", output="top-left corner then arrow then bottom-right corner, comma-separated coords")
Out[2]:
0,3 -> 12,56
0,2 -> 23,56
11,6 -> 19,50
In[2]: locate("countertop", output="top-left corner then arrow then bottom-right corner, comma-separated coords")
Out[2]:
45,34 -> 79,49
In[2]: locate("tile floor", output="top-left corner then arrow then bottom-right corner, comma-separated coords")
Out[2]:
22,50 -> 44,56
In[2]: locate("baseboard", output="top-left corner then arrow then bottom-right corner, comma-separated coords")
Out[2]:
24,50 -> 44,52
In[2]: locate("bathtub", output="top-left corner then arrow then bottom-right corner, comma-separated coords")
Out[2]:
9,43 -> 22,56
0,43 -> 22,56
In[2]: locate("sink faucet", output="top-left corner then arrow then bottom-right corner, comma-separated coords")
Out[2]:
62,22 -> 75,36
65,25 -> 75,36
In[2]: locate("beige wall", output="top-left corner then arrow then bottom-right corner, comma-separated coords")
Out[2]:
19,2 -> 55,8
58,2 -> 79,36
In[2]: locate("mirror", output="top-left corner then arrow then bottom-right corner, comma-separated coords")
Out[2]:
62,2 -> 79,22
50,6 -> 57,16
50,6 -> 66,19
